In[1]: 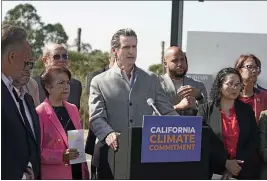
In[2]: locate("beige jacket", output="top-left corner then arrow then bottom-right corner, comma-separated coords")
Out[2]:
26,77 -> 40,107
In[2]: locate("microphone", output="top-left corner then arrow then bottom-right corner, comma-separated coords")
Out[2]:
147,98 -> 162,116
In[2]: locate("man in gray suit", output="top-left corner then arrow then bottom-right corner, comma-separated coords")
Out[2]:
159,46 -> 207,116
89,28 -> 178,179
34,43 -> 82,109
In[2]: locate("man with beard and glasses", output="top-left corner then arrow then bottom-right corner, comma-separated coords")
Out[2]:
159,46 -> 207,115
1,24 -> 41,179
34,43 -> 82,110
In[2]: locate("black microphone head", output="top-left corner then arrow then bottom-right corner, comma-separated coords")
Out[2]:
147,98 -> 155,106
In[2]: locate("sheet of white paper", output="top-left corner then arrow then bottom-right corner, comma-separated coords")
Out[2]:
68,129 -> 87,164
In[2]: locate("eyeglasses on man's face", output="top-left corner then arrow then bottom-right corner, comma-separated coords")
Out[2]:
23,52 -> 36,70
51,53 -> 68,61
23,61 -> 35,70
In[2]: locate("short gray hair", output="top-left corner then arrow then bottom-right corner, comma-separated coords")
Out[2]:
42,42 -> 67,57
110,28 -> 137,49
1,23 -> 27,56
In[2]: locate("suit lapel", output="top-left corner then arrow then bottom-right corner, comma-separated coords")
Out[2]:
163,74 -> 176,96
131,65 -> 139,88
1,81 -> 28,131
64,101 -> 81,130
161,74 -> 179,104
44,99 -> 68,147
111,63 -> 131,92
209,103 -> 223,141
24,93 -> 40,145
129,66 -> 140,94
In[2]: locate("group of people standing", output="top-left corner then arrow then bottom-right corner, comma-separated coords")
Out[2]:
85,29 -> 267,180
1,23 -> 267,180
2,24 -> 87,180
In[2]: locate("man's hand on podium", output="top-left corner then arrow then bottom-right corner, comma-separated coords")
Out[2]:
106,132 -> 121,151
225,159 -> 243,176
221,170 -> 233,180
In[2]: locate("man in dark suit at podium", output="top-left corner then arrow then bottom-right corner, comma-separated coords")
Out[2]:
1,24 -> 40,179
89,28 -> 178,179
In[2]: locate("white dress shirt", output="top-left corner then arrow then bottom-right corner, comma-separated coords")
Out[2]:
2,73 -> 35,179
119,63 -> 135,87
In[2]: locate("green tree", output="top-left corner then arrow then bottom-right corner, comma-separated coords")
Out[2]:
149,63 -> 164,75
81,43 -> 92,53
3,3 -> 68,56
71,38 -> 92,53
43,23 -> 68,44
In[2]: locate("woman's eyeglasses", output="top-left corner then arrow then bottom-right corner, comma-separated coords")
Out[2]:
241,65 -> 261,72
224,82 -> 243,89
52,53 -> 68,61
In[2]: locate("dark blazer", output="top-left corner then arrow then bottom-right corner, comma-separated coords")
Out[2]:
1,81 -> 41,179
198,100 -> 260,179
258,84 -> 267,92
34,74 -> 82,110
259,110 -> 267,179
85,66 -> 109,155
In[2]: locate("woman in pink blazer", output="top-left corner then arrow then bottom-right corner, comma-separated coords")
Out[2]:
36,66 -> 89,179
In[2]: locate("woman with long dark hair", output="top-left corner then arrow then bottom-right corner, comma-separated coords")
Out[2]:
198,67 -> 259,179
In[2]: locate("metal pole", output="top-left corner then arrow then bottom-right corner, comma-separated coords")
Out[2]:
77,28 -> 81,52
161,41 -> 166,74
170,0 -> 184,48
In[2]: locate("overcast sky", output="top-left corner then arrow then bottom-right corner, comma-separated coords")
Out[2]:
2,1 -> 267,70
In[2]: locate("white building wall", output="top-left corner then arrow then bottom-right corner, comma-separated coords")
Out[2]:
186,31 -> 267,89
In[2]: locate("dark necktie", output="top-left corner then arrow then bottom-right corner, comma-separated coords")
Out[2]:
12,88 -> 35,139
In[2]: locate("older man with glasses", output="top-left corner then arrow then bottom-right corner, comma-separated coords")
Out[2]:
33,43 -> 82,110
2,23 -> 41,179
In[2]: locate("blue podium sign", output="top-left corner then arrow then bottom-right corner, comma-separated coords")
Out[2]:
141,116 -> 203,163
